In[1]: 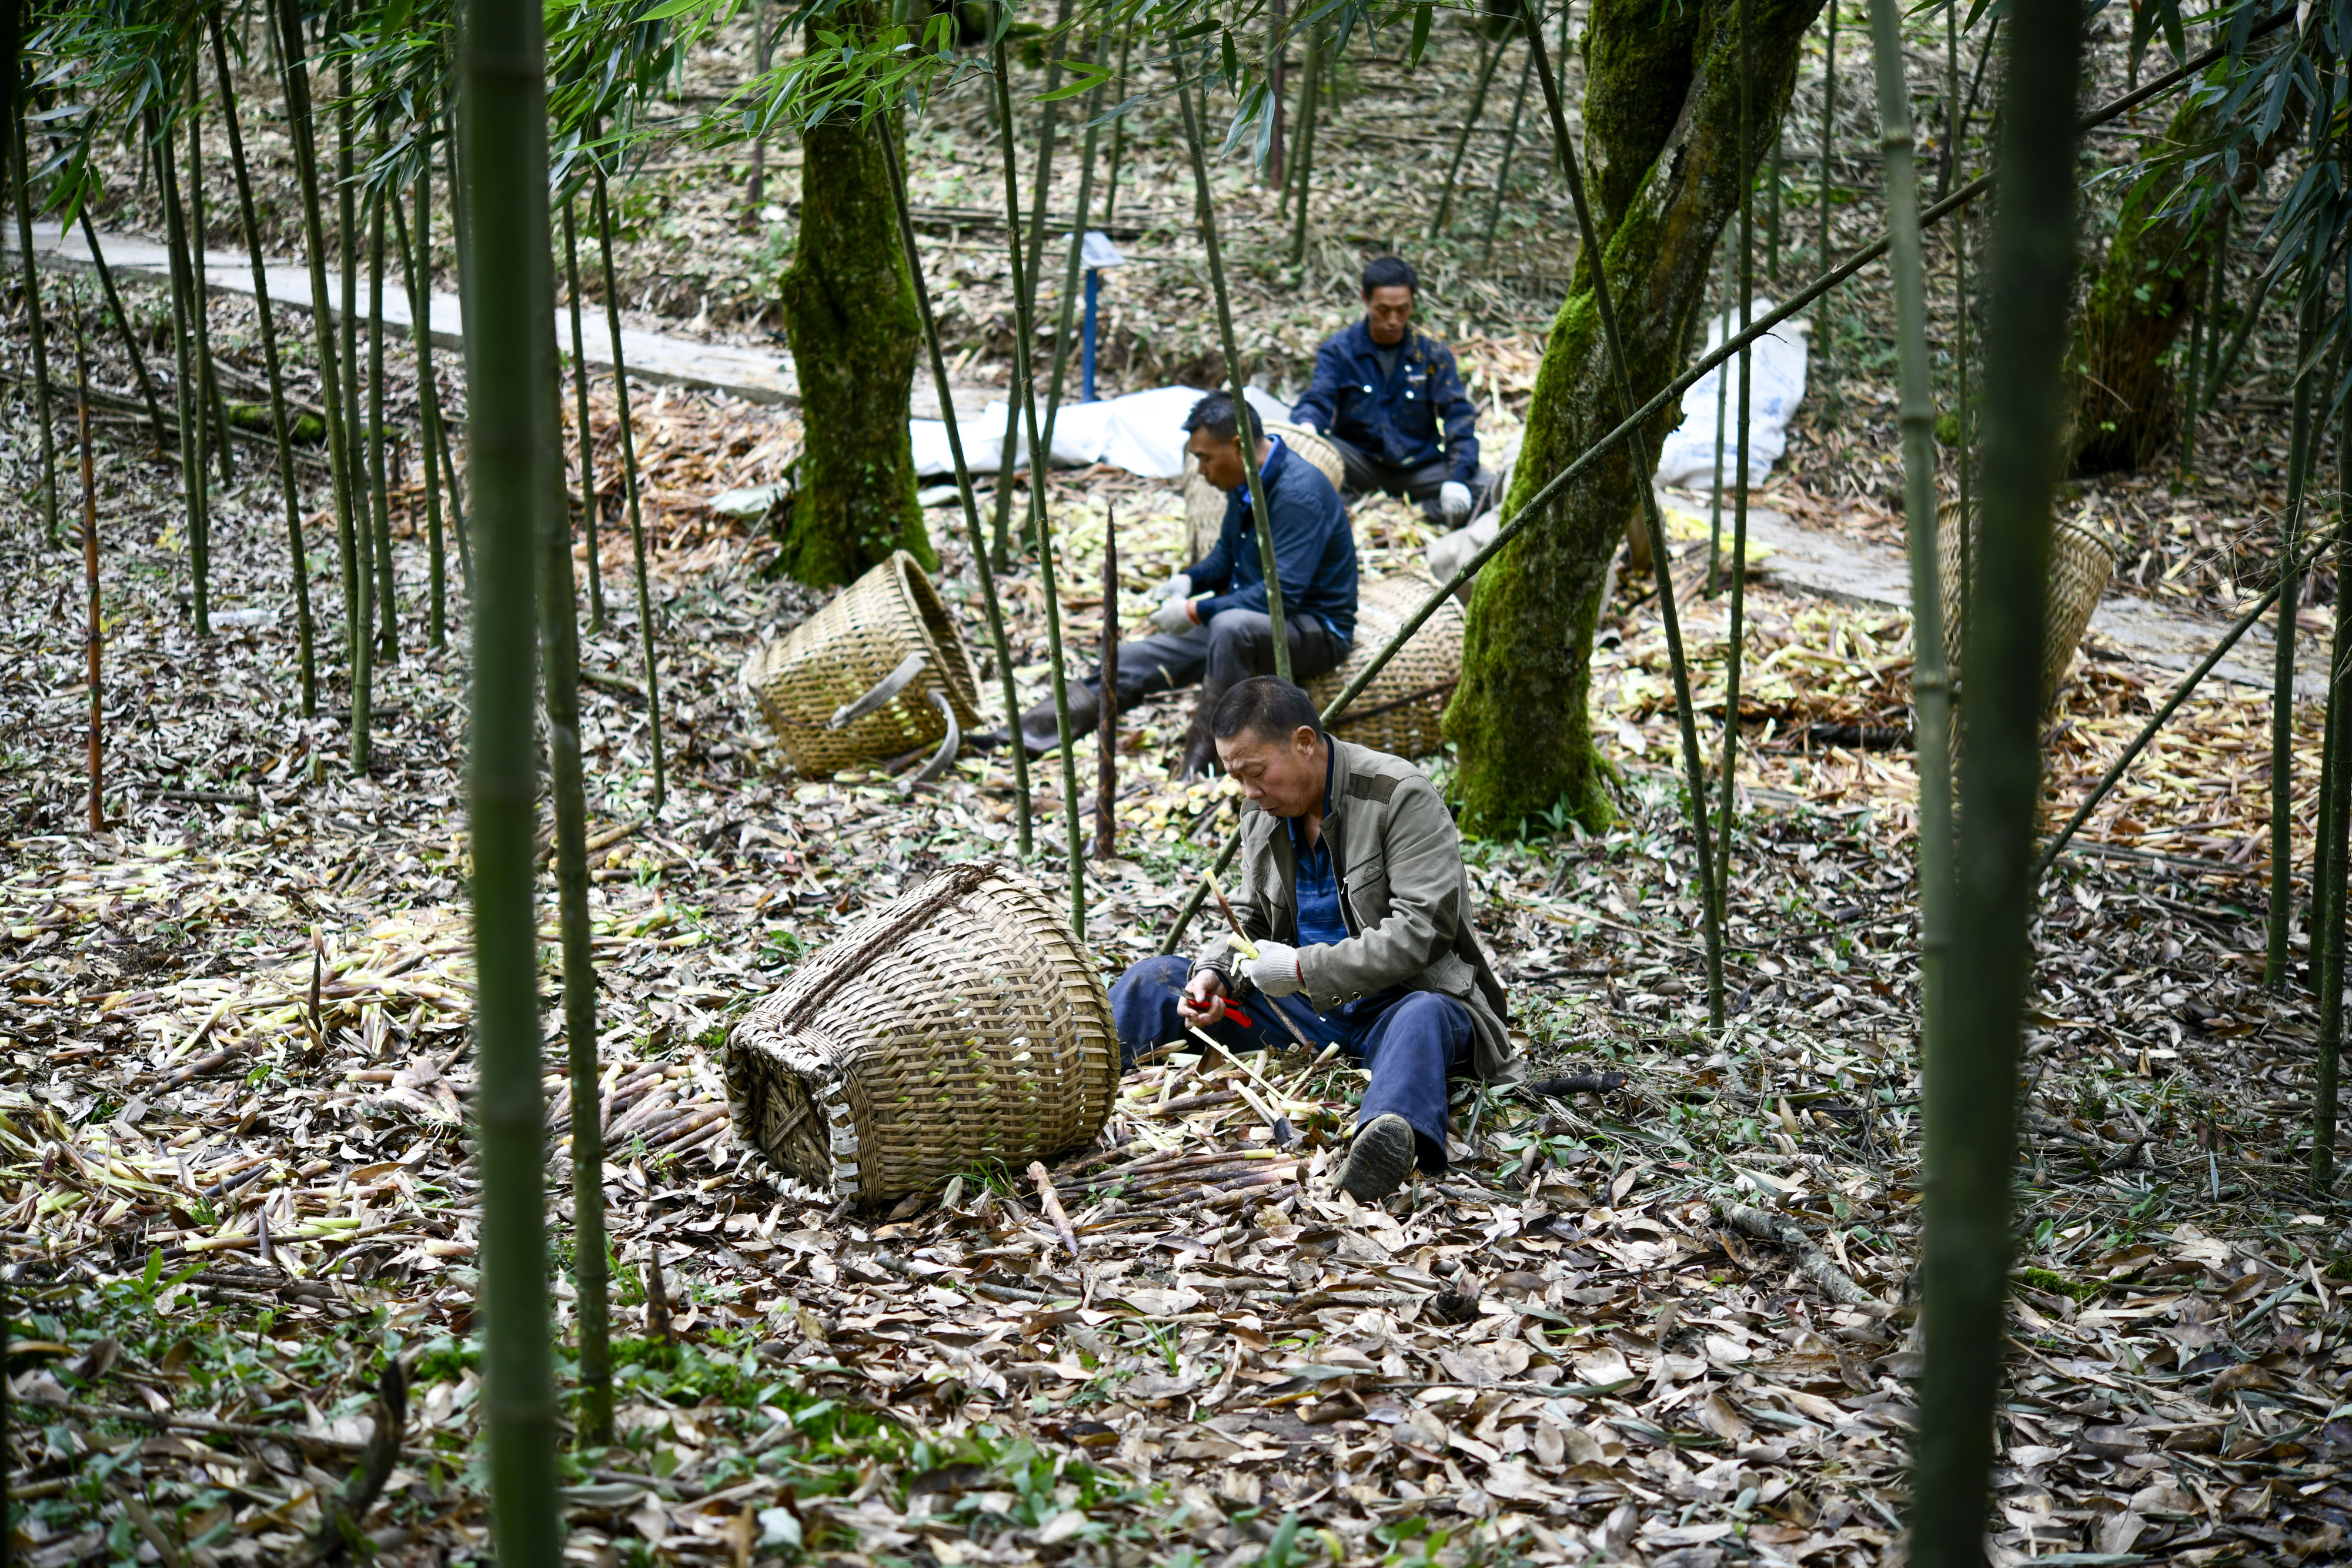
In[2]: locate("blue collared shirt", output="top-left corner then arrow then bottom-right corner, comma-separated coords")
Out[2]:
1289,318 -> 1480,484
1186,436 -> 1359,646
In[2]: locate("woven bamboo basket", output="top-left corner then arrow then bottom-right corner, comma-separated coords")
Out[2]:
1935,499 -> 2116,711
739,550 -> 984,776
1181,420 -> 1348,561
1306,570 -> 1466,758
723,864 -> 1120,1206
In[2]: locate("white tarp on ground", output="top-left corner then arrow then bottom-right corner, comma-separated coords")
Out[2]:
911,386 -> 1290,480
1652,299 -> 1809,490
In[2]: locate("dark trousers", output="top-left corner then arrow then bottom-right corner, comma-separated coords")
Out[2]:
1108,954 -> 1472,1172
1020,609 -> 1345,746
1323,433 -> 1498,522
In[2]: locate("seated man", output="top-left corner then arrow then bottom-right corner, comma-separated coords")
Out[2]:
1107,678 -> 1517,1202
1291,255 -> 1495,527
1007,392 -> 1357,779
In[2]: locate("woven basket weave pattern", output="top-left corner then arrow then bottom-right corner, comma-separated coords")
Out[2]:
1307,571 -> 1465,757
724,867 -> 1119,1205
740,550 -> 983,775
1936,500 -> 2116,711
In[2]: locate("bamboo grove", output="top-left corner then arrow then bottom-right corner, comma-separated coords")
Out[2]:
1,0 -> 2348,1558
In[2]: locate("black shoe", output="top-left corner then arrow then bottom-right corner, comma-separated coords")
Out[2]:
1335,1113 -> 1417,1202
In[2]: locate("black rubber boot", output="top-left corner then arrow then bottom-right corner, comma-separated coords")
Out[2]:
1335,1113 -> 1418,1202
1015,689 -> 1098,757
1177,683 -> 1224,779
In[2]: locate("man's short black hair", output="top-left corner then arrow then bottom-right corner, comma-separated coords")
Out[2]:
1212,677 -> 1325,744
1182,390 -> 1263,446
1361,255 -> 1418,295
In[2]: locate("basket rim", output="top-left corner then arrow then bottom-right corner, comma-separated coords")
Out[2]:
881,550 -> 985,726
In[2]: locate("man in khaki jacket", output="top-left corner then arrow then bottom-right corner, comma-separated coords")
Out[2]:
1108,678 -> 1516,1201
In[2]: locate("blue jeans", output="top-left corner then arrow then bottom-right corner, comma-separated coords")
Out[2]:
1108,954 -> 1472,1172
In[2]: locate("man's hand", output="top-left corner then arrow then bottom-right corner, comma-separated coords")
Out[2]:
1178,968 -> 1229,1029
1244,941 -> 1305,997
1439,480 -> 1474,524
1150,596 -> 1200,636
1291,414 -> 1319,433
1154,571 -> 1192,603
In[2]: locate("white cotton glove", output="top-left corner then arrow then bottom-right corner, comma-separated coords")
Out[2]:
1244,941 -> 1305,997
1292,414 -> 1319,433
1439,480 -> 1474,523
1150,596 -> 1200,636
1154,571 -> 1193,603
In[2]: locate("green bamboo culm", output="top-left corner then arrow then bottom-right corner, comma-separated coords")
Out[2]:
2264,284 -> 2323,992
439,101 -> 474,600
1287,22 -> 1322,269
156,115 -> 212,637
1707,230 -> 1730,594
273,0 -> 362,681
1865,0 -> 1954,1107
1102,16 -> 1134,224
535,325 -> 613,1445
457,0 -> 562,1547
1715,0 -> 1760,1011
1478,43 -> 1534,267
389,176 -> 448,647
1176,69 -> 1289,682
186,79 -> 234,487
368,181 -> 398,665
1032,38 -> 1111,932
592,168 -> 668,813
1908,0 -> 2081,1554
563,197 -> 606,631
78,215 -> 170,450
881,121 -> 1033,858
209,8 -> 316,715
336,26 -> 365,593
1521,18 -> 1722,1023
9,107 -> 55,544
1432,32 -> 1506,238
987,0 -> 1076,570
1817,0 -> 1838,424
2314,250 -> 2352,1192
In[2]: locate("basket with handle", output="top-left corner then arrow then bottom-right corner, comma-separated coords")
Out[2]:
723,864 -> 1121,1206
739,550 -> 984,777
1181,420 -> 1349,562
1936,500 -> 2116,711
1305,570 -> 1466,758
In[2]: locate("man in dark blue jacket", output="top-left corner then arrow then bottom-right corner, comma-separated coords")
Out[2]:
1291,256 -> 1494,526
1001,392 -> 1358,778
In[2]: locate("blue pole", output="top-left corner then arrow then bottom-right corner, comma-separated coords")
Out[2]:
1082,267 -> 1101,401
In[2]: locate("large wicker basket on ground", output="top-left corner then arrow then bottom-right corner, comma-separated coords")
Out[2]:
1936,499 -> 2116,710
1182,420 -> 1348,561
1307,570 -> 1465,758
739,550 -> 983,776
723,864 -> 1120,1206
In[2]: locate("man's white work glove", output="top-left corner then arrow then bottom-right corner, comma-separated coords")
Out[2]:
1439,480 -> 1474,524
1154,571 -> 1192,603
1150,596 -> 1199,636
1243,941 -> 1305,997
1292,414 -> 1319,433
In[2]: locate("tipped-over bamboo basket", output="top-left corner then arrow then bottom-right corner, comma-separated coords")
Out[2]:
1307,570 -> 1466,758
724,864 -> 1120,1205
1936,499 -> 2116,711
1182,420 -> 1348,562
739,550 -> 984,776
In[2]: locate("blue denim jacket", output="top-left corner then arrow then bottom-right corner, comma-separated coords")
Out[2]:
1290,318 -> 1480,484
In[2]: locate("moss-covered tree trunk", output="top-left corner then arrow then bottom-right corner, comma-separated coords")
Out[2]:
1446,0 -> 1820,834
776,80 -> 936,585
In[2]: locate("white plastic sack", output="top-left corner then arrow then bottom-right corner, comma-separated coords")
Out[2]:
910,383 -> 1295,480
1652,299 -> 1808,490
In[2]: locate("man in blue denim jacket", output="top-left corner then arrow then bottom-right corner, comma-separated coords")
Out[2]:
1291,256 -> 1496,526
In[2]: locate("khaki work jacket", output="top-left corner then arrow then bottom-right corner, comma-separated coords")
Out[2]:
1192,738 -> 1518,1082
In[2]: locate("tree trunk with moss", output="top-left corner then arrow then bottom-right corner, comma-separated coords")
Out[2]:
1445,0 -> 1820,834
776,98 -> 936,585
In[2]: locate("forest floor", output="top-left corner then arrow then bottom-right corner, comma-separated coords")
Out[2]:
4,11 -> 2350,1568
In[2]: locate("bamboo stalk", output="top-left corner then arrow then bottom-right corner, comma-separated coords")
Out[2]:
1098,503 -> 1117,860
2196,202 -> 2230,404
209,8 -> 316,716
2266,286 -> 2323,991
1432,34 -> 1505,238
2205,252 -> 2280,402
880,120 -> 1032,857
562,197 -> 605,630
991,38 -> 1086,916
185,72 -> 234,485
1910,0 -> 2080,1554
74,296 -> 100,833
987,0 -> 1076,569
389,173 -> 447,648
1715,0 -> 1762,1026
13,110 -> 58,543
1521,19 -> 1722,1023
2316,269 -> 2352,1192
1478,43 -> 1534,267
1286,21 -> 1321,269
747,0 -> 771,205
1176,75 -> 1290,683
367,180 -> 397,664
1866,0 -> 1953,1118
1818,0 -> 1838,423
76,215 -> 168,450
156,116 -> 212,637
1103,18 -> 1134,226
592,167 -> 667,813
1708,232 -> 1730,594
2177,220 -> 2209,479
273,0 -> 362,682
1954,188 -> 1972,649
1264,0 -> 1287,187
534,321 -> 611,1446
457,0 -> 561,1544
1766,132 -> 1782,282
439,100 -> 474,600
